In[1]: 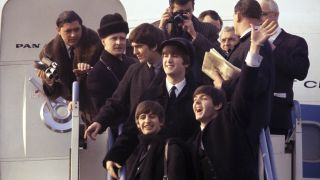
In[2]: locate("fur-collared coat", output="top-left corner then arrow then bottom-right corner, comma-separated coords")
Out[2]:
39,25 -> 103,121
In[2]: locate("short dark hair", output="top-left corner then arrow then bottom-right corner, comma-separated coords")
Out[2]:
198,10 -> 223,28
234,0 -> 262,20
169,0 -> 195,8
129,23 -> 165,53
193,85 -> 226,107
162,45 -> 191,66
135,100 -> 165,124
160,37 -> 194,66
56,10 -> 82,28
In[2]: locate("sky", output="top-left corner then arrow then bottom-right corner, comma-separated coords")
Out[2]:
0,0 -> 237,29
1,0 -> 320,32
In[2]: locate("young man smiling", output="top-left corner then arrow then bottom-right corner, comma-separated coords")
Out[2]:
190,19 -> 277,180
84,23 -> 165,140
104,38 -> 199,179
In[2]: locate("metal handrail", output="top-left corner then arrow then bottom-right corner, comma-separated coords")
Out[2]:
70,81 -> 80,180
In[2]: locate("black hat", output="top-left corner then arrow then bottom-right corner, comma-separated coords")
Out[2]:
98,13 -> 129,38
160,37 -> 195,63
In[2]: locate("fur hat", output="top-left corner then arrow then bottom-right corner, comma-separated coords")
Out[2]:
98,13 -> 129,38
160,37 -> 195,63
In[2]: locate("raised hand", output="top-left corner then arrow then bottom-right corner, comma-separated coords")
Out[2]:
250,19 -> 278,47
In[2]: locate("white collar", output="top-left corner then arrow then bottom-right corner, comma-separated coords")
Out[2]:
165,78 -> 186,97
240,28 -> 252,38
268,26 -> 282,44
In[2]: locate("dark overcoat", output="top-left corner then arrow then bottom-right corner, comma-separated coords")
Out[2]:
86,50 -> 136,114
270,29 -> 309,132
191,63 -> 270,180
94,63 -> 163,132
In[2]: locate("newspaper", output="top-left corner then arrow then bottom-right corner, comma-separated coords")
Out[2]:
202,48 -> 241,81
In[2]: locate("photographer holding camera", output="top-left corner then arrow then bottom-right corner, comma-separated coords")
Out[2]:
157,0 -> 225,85
37,10 -> 103,125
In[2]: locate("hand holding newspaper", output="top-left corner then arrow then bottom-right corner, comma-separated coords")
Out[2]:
202,48 -> 241,81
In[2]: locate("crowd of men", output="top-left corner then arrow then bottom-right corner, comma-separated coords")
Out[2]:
36,0 -> 309,179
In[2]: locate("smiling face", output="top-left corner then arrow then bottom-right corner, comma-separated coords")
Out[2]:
193,93 -> 216,122
136,113 -> 162,135
193,92 -> 223,129
57,21 -> 82,47
162,45 -> 188,84
101,32 -> 127,58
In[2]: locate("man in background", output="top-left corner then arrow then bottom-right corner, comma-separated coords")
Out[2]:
219,26 -> 240,57
198,10 -> 223,32
258,0 -> 310,135
37,10 -> 103,125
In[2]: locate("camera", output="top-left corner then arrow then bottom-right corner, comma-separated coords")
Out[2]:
34,57 -> 59,80
167,11 -> 191,39
168,11 -> 188,25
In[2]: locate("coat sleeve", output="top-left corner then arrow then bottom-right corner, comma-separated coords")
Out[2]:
167,143 -> 189,180
274,36 -> 309,80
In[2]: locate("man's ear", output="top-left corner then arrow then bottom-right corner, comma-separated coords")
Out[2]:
152,45 -> 157,52
235,12 -> 241,22
214,103 -> 223,111
56,27 -> 61,35
136,122 -> 141,130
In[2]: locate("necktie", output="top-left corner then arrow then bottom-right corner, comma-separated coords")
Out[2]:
169,86 -> 177,103
149,65 -> 155,81
69,47 -> 74,61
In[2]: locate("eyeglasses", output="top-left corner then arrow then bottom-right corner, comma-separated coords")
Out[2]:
261,11 -> 277,17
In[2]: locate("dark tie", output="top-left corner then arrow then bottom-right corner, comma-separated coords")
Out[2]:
169,86 -> 177,103
69,47 -> 74,61
149,65 -> 155,80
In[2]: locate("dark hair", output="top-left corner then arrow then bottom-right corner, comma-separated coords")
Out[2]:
234,0 -> 262,20
135,100 -> 165,124
169,0 -> 195,8
198,10 -> 223,28
160,37 -> 194,66
56,10 -> 82,28
162,45 -> 191,66
129,23 -> 165,53
193,85 -> 226,107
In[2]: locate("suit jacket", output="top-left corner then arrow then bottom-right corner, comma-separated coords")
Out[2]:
94,63 -> 163,132
191,63 -> 268,180
86,50 -> 136,114
270,29 -> 309,132
104,73 -> 199,165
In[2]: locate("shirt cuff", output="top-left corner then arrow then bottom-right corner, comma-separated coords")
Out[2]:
245,52 -> 263,67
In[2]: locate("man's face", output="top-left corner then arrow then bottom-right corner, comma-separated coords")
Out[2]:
202,15 -> 221,31
260,2 -> 279,22
193,93 -> 217,123
136,112 -> 162,135
162,47 -> 188,79
131,42 -> 156,64
101,32 -> 127,58
58,21 -> 82,47
220,31 -> 240,52
232,13 -> 240,36
171,1 -> 194,14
